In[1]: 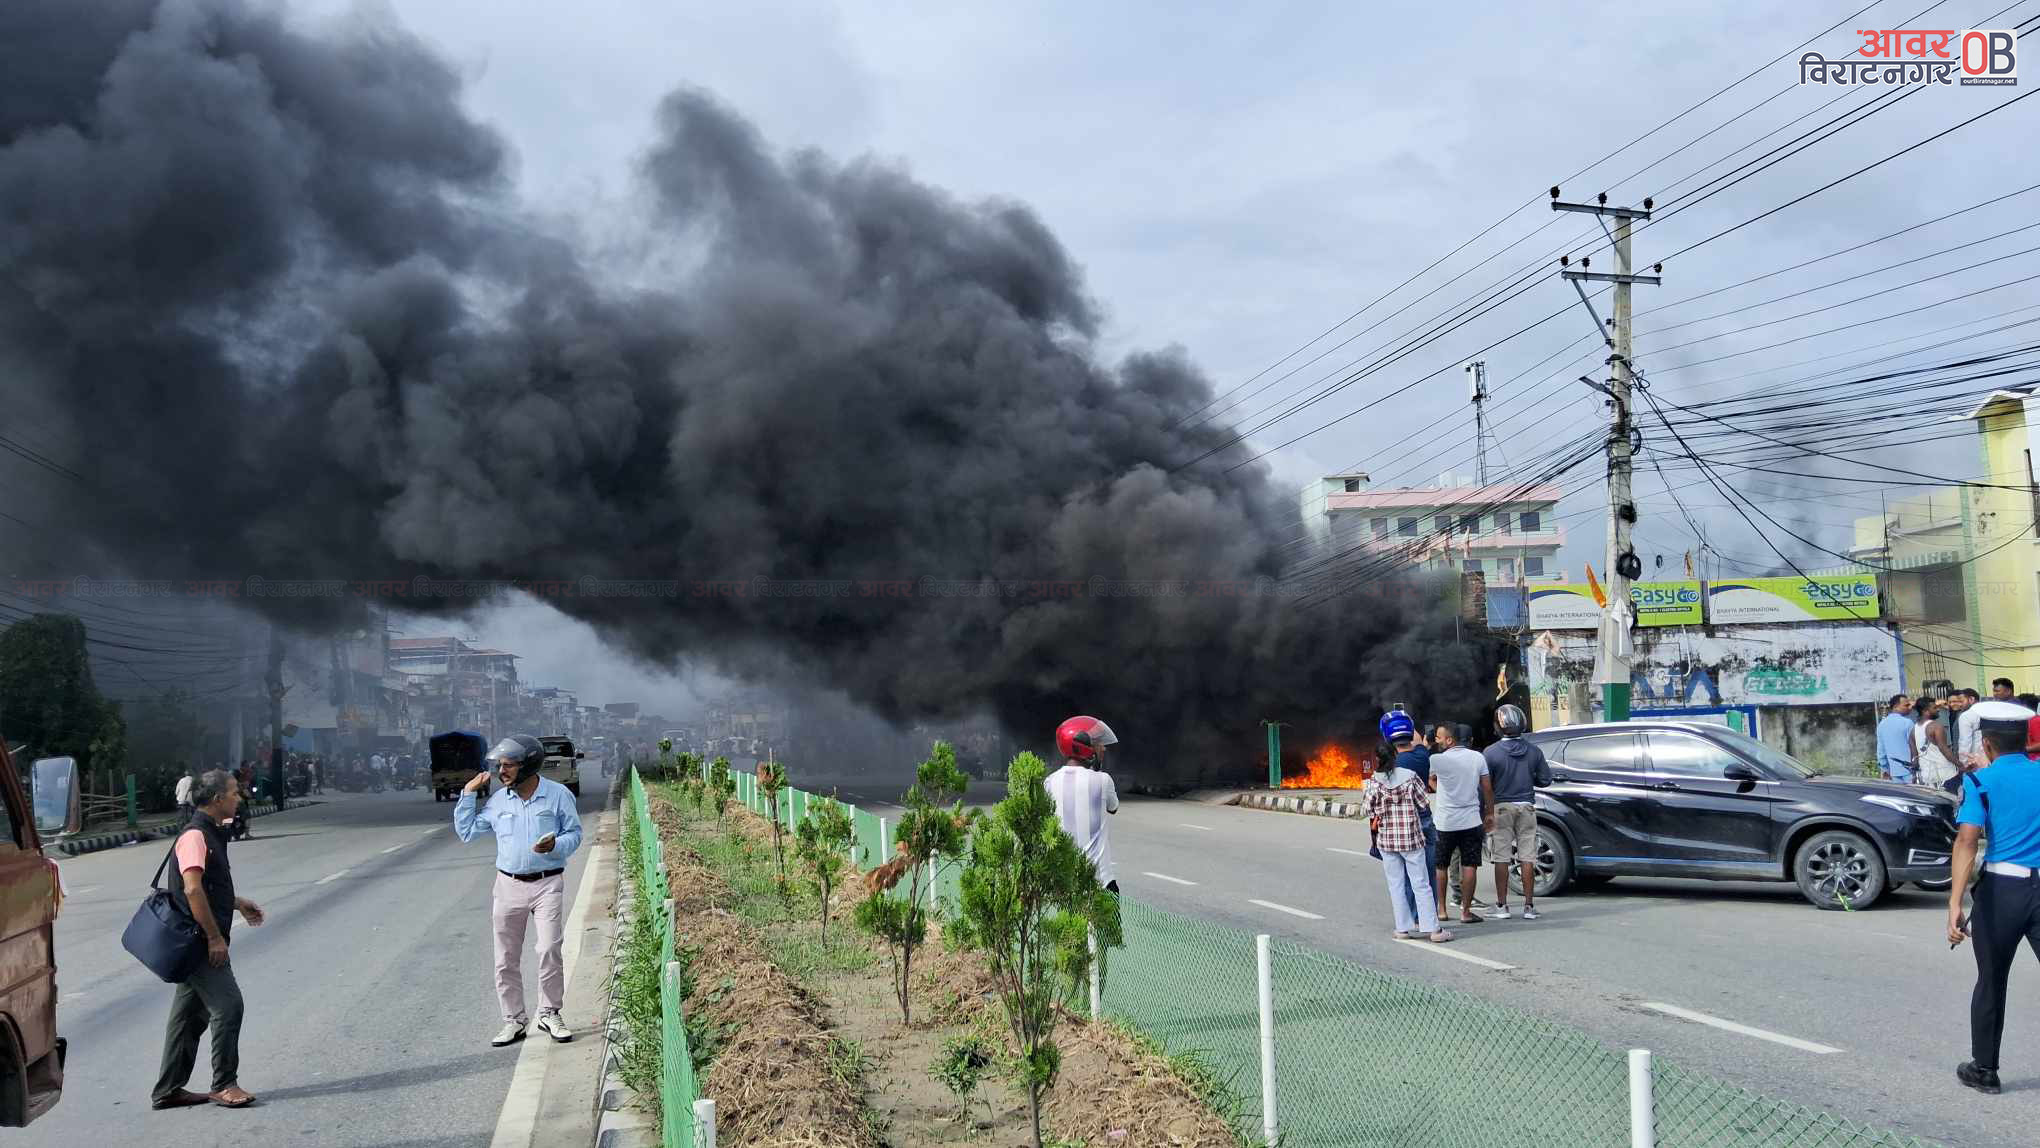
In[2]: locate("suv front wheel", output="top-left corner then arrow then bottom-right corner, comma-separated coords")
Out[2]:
1794,829 -> 1887,911
1509,824 -> 1576,899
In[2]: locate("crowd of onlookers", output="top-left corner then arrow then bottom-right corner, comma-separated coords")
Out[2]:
1878,678 -> 2040,791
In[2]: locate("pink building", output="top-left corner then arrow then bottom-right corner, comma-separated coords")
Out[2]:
1301,477 -> 1564,582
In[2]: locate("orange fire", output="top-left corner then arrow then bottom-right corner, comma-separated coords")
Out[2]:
1281,745 -> 1370,789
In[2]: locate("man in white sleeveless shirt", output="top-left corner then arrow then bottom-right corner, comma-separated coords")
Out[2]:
1045,716 -> 1121,893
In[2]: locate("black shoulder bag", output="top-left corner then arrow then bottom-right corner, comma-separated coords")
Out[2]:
121,836 -> 207,983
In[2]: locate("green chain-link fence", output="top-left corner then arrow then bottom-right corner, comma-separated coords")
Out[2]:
709,767 -> 1930,1147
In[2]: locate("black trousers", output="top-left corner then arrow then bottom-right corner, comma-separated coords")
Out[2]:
153,958 -> 244,1100
1971,871 -> 2040,1069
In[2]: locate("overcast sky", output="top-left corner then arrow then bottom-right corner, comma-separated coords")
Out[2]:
275,0 -> 2040,690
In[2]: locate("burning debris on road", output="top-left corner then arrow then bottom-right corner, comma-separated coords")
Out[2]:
1,0 -> 1505,787
1280,745 -> 1372,790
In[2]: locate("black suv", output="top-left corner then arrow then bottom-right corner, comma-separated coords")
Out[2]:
1519,721 -> 1958,910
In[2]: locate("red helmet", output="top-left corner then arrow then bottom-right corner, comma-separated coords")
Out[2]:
1056,716 -> 1118,762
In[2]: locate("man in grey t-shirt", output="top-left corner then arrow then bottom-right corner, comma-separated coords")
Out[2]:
1428,723 -> 1493,925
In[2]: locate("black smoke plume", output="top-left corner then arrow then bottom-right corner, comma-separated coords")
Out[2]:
1,0 -> 1500,784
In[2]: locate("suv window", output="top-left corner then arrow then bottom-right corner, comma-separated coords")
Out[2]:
1558,733 -> 1641,773
1646,732 -> 1745,778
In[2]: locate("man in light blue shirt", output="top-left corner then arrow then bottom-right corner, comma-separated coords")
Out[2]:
1877,694 -> 1916,782
455,735 -> 583,1047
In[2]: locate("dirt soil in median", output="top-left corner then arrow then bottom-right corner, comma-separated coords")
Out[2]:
651,792 -> 1236,1148
649,795 -> 875,1148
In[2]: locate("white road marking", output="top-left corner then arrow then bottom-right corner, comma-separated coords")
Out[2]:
59,992 -> 85,1003
1639,1002 -> 1841,1055
70,886 -> 99,896
1180,823 -> 1215,832
380,844 -> 405,854
1142,871 -> 1198,886
1326,847 -> 1371,858
314,870 -> 349,886
1248,898 -> 1324,921
490,835 -> 605,1148
1394,939 -> 1517,970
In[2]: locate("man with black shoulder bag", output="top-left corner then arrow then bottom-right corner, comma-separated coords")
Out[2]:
1946,703 -> 2040,1095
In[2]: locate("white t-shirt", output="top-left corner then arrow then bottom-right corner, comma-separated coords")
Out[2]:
1429,746 -> 1490,832
371,754 -> 387,773
1045,763 -> 1120,884
175,775 -> 194,805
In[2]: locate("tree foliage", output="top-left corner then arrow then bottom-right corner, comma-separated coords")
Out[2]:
855,740 -> 973,1024
794,794 -> 854,939
948,751 -> 1121,1148
757,758 -> 789,881
0,614 -> 124,778
708,755 -> 734,820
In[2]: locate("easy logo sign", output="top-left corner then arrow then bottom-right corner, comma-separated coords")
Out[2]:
1527,580 -> 1703,630
1705,576 -> 1881,624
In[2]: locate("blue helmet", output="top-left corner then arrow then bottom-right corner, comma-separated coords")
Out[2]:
1379,708 -> 1417,744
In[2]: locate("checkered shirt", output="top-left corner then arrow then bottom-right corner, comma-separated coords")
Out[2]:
1365,772 -> 1430,854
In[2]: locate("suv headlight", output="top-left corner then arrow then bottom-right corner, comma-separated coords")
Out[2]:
1863,793 -> 1941,818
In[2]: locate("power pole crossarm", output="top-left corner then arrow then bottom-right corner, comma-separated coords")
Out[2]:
1550,189 -> 1660,723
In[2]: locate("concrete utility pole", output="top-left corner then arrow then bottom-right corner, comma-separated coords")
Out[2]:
1551,188 -> 1660,722
267,625 -> 287,805
1467,361 -> 1491,485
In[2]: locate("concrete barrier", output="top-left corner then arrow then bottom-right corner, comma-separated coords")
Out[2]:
1233,791 -> 1366,819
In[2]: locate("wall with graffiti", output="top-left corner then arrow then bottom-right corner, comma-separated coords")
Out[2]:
1528,623 -> 1903,711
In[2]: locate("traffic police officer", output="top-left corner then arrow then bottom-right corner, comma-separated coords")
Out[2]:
1947,700 -> 2040,1094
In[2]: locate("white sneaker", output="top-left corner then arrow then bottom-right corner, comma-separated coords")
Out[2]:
1493,903 -> 1513,919
534,1012 -> 573,1043
492,1021 -> 526,1047
1522,905 -> 1540,921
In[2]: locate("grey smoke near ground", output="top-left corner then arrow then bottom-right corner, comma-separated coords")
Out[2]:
1,0 -> 1499,784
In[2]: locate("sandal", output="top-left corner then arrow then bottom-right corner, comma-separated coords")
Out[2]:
209,1087 -> 256,1109
151,1089 -> 210,1110
1428,929 -> 1455,943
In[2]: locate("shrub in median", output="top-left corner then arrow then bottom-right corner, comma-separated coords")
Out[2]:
949,751 -> 1120,1148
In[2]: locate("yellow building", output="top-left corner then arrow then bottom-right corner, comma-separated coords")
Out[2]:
1848,388 -> 2040,694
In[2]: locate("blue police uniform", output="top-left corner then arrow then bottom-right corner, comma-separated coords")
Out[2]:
1956,751 -> 2040,1076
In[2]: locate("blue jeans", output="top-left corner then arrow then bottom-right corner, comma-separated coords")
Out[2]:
1402,815 -> 1438,922
1883,757 -> 1915,783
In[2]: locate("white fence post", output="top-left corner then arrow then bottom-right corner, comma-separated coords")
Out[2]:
1087,927 -> 1102,1019
1629,1049 -> 1655,1148
664,898 -> 676,946
1257,933 -> 1277,1147
693,1097 -> 717,1148
879,817 -> 891,861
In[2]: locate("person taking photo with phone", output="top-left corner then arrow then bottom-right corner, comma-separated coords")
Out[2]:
455,734 -> 584,1047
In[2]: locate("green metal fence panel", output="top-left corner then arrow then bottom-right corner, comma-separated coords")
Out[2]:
660,959 -> 698,1148
1100,896 -> 1931,1148
853,806 -> 886,870
1268,939 -> 1629,1147
1098,898 -> 1267,1139
1652,1060 -> 1936,1148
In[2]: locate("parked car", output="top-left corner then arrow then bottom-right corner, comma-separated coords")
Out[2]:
1519,721 -> 1957,910
537,736 -> 582,797
1,741 -> 80,1126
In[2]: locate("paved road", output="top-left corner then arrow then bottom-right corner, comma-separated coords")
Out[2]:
31,772 -> 614,1148
1099,797 -> 2028,1148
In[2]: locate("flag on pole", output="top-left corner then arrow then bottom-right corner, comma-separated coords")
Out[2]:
1584,563 -> 1607,608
